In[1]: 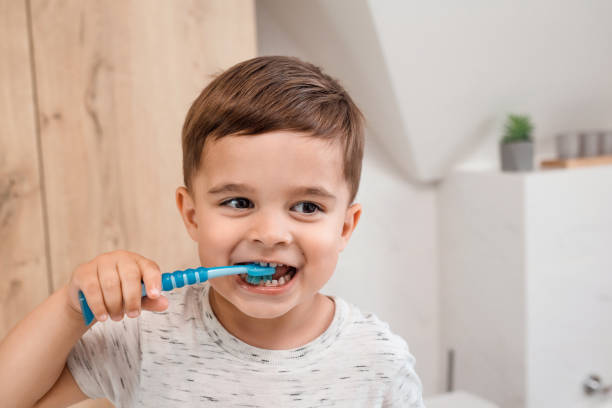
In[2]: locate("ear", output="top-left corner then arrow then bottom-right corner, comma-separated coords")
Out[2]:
338,203 -> 362,252
176,186 -> 199,242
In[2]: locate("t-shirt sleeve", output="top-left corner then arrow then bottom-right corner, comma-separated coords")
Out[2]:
383,348 -> 425,407
66,316 -> 141,406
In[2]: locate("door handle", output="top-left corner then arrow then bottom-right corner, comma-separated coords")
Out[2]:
583,374 -> 612,396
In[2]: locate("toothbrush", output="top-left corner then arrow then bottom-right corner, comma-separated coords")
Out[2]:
78,263 -> 275,325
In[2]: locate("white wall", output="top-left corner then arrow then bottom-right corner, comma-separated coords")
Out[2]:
256,1 -> 441,395
368,0 -> 612,176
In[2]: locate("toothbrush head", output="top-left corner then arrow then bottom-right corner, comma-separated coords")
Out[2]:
244,263 -> 276,276
243,263 -> 276,284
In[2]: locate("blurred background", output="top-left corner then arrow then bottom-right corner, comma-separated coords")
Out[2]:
1,1 -> 611,407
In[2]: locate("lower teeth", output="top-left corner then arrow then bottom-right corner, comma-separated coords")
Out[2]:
241,271 -> 295,287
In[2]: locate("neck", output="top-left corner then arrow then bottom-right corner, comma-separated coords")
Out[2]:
208,287 -> 335,350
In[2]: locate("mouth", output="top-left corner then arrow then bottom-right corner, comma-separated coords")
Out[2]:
232,261 -> 298,288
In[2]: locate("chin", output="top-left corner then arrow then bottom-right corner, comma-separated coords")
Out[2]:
236,301 -> 295,320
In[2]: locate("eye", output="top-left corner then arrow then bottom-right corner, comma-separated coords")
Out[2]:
221,197 -> 253,209
292,201 -> 322,214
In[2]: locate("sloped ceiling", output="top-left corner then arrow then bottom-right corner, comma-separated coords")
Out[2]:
258,0 -> 612,182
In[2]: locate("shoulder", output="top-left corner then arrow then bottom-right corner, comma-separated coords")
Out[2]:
340,298 -> 415,363
343,299 -> 425,406
339,299 -> 416,376
333,297 -> 425,406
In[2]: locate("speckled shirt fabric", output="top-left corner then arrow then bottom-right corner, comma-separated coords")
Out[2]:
67,282 -> 424,407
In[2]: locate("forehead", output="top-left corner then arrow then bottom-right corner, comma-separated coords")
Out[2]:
196,131 -> 347,197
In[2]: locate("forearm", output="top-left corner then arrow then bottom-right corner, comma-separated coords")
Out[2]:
0,284 -> 92,407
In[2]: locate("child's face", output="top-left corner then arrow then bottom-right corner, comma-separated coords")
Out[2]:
176,130 -> 361,320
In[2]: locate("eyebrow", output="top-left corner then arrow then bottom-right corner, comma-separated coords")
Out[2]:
207,183 -> 337,201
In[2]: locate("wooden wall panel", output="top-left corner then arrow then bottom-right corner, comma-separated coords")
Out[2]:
27,1 -> 256,406
30,0 -> 256,291
0,0 -> 50,338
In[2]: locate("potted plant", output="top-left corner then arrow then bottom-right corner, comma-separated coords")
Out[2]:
500,114 -> 534,171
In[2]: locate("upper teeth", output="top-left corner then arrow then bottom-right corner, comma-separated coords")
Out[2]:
257,261 -> 283,267
234,261 -> 294,268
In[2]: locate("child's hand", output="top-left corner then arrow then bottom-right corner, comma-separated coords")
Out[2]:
66,250 -> 169,323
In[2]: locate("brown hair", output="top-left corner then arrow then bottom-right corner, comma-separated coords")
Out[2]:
181,56 -> 364,204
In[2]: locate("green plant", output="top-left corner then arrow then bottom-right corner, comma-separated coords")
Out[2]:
502,114 -> 533,144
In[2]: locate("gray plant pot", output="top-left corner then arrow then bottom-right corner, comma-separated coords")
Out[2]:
500,141 -> 533,171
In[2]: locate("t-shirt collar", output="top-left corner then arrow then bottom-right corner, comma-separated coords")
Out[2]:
197,283 -> 348,369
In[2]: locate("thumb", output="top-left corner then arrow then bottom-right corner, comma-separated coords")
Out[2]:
142,295 -> 169,312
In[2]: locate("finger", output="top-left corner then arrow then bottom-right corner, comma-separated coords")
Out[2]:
77,263 -> 108,322
141,295 -> 169,312
136,257 -> 162,299
118,260 -> 143,318
98,260 -> 124,320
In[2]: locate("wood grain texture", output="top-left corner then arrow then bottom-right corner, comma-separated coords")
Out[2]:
0,0 -> 50,339
29,0 -> 256,287
27,1 -> 255,406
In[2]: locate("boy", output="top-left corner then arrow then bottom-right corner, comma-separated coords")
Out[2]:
0,56 -> 424,407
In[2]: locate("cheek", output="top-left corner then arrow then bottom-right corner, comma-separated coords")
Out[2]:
195,212 -> 240,259
199,215 -> 231,240
303,220 -> 343,262
304,227 -> 340,288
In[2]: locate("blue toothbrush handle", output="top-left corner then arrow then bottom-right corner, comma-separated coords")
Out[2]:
78,290 -> 96,326
78,267 -> 210,325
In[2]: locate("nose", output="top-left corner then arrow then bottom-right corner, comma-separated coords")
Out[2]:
247,210 -> 292,248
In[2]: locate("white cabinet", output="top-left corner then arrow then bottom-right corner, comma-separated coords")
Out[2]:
439,166 -> 612,408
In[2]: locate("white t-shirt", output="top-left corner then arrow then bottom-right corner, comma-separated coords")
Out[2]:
67,282 -> 424,407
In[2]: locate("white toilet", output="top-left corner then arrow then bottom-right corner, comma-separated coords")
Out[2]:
424,391 -> 499,408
